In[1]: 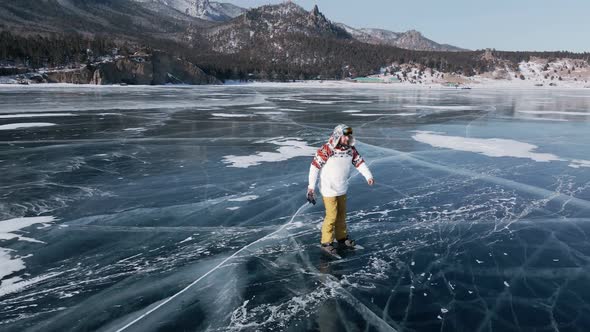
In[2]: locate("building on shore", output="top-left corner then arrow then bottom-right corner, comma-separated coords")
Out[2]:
353,76 -> 400,83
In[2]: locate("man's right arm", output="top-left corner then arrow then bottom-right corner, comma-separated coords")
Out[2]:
308,143 -> 332,191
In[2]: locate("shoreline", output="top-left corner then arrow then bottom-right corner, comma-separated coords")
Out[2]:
1,80 -> 589,90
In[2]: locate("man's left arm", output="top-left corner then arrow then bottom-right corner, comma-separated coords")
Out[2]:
351,147 -> 374,185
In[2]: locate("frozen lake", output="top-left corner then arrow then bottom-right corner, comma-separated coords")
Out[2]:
1,83 -> 590,331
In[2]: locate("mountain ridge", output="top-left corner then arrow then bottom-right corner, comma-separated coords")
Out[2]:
336,23 -> 467,52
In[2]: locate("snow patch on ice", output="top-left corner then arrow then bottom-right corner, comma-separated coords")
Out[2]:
404,105 -> 481,111
278,108 -> 304,112
0,216 -> 56,287
296,99 -> 335,105
179,236 -> 193,244
211,113 -> 252,118
0,249 -> 25,280
228,195 -> 259,202
516,116 -> 569,122
569,159 -> 590,169
0,113 -> 75,119
255,111 -> 284,115
249,106 -> 277,110
0,272 -> 63,297
0,122 -> 56,130
0,216 -> 56,243
412,131 -> 563,162
350,113 -> 386,117
518,110 -> 589,116
123,127 -> 147,132
222,137 -> 316,168
97,113 -> 122,116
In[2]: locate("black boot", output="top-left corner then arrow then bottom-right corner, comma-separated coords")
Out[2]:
321,243 -> 337,255
337,237 -> 355,249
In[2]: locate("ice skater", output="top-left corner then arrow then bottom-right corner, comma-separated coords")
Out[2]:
307,124 -> 375,256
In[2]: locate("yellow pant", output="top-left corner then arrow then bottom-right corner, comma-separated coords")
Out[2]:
321,195 -> 347,244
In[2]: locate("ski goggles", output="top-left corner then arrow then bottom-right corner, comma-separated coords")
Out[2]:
342,127 -> 353,136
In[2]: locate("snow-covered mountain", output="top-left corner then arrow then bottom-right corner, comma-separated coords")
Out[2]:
133,0 -> 245,21
337,23 -> 466,52
0,0 -> 213,35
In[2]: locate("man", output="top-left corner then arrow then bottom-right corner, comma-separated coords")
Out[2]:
307,124 -> 375,255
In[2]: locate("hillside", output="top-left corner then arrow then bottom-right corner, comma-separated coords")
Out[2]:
0,1 -> 588,85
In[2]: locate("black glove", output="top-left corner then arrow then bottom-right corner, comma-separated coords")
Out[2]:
306,191 -> 316,205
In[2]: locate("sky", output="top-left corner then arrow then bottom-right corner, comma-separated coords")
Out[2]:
224,0 -> 589,52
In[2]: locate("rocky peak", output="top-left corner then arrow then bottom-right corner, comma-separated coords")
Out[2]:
311,4 -> 320,17
398,30 -> 425,43
309,4 -> 328,23
236,3 -> 347,37
404,29 -> 422,37
195,0 -> 210,16
259,1 -> 307,15
205,2 -> 350,53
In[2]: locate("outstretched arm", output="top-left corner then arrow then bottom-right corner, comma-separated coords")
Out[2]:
352,147 -> 374,185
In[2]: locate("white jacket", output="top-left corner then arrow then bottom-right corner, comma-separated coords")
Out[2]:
308,127 -> 373,197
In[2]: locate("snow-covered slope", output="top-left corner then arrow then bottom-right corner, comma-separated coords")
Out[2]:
371,56 -> 590,88
485,57 -> 590,86
0,0 -> 212,34
133,0 -> 245,21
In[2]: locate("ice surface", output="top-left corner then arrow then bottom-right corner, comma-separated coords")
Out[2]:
1,84 -> 590,331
